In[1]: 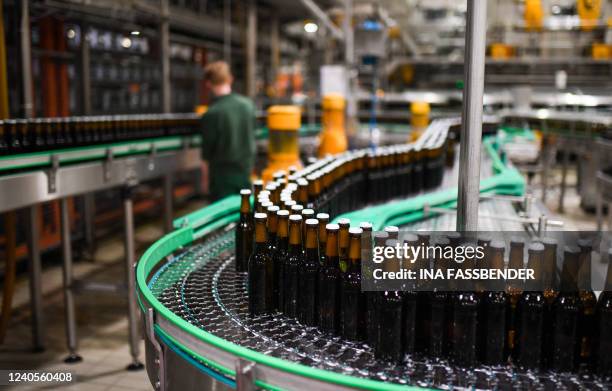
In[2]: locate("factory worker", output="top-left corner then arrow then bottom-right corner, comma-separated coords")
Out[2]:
201,61 -> 256,201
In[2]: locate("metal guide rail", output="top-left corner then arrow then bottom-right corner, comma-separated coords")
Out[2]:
135,119 -> 553,391
0,135 -> 201,213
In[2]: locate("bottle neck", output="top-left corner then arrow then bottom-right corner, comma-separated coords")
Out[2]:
348,235 -> 361,271
289,222 -> 302,247
339,227 -> 349,251
254,221 -> 267,245
325,232 -> 339,260
277,218 -> 288,239
305,227 -> 317,250
267,215 -> 278,236
240,195 -> 251,214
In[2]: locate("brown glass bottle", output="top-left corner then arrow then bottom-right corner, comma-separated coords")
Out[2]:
428,236 -> 451,359
595,248 -> 612,376
402,233 -> 419,356
274,210 -> 290,312
266,205 -> 280,309
338,218 -> 350,274
283,215 -> 303,318
301,209 -> 315,246
317,213 -> 330,266
550,246 -> 580,373
506,237 -> 525,358
340,227 -> 365,340
235,189 -> 254,273
515,242 -> 545,370
541,238 -> 558,370
0,121 -> 7,154
451,244 -> 480,367
318,223 -> 340,333
376,240 -> 403,363
479,240 -> 508,365
248,213 -> 273,316
253,180 -> 263,213
298,219 -> 319,326
576,239 -> 596,369
365,231 -> 387,348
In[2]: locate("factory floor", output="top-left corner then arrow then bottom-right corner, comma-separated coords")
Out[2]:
0,199 -> 206,390
0,167 -> 600,390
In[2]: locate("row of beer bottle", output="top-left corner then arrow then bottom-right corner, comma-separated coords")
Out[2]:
0,113 -> 199,155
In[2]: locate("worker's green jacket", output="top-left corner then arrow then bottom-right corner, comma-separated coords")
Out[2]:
200,93 -> 256,201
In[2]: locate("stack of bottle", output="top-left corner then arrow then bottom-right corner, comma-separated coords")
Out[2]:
234,133 -> 611,378
0,113 -> 200,155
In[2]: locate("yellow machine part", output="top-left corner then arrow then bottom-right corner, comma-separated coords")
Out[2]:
195,105 -> 208,115
388,26 -> 401,39
592,43 -> 611,59
490,43 -> 515,59
410,101 -> 430,138
524,0 -> 544,31
263,105 -> 302,182
577,0 -> 601,31
318,94 -> 348,157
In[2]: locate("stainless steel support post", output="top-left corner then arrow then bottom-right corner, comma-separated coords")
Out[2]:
558,145 -> 568,213
163,174 -> 173,233
456,0 -> 487,233
596,189 -> 603,232
27,206 -> 44,352
20,0 -> 33,118
344,0 -> 357,134
609,202 -> 612,232
80,23 -> 91,116
60,198 -> 82,363
236,359 -> 256,391
83,193 -> 95,259
160,0 -> 171,113
123,188 -> 144,371
245,0 -> 257,98
270,14 -> 279,88
223,0 -> 232,65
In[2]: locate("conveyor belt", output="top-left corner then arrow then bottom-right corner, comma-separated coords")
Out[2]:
148,225 -> 610,390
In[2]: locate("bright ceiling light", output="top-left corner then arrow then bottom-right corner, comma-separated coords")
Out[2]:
121,37 -> 132,48
130,30 -> 141,36
304,22 -> 318,33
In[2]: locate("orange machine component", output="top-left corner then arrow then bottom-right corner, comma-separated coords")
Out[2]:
592,43 -> 611,59
490,43 -> 515,59
262,105 -> 303,182
524,0 -> 544,31
410,101 -> 430,141
318,94 -> 348,157
577,0 -> 601,31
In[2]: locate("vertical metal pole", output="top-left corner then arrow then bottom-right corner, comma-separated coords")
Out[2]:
224,0 -> 232,65
558,144 -> 569,213
163,174 -> 173,233
245,0 -> 257,98
27,206 -> 45,352
270,14 -> 279,90
160,0 -> 171,113
123,188 -> 144,370
60,198 -> 82,363
21,0 -> 34,117
0,0 -> 9,118
456,0 -> 488,233
81,24 -> 91,115
83,194 -> 95,259
344,0 -> 356,133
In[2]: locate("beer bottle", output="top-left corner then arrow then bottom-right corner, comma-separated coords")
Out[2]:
298,219 -> 319,326
415,231 -> 431,354
248,213 -> 273,316
366,231 -> 388,348
541,237 -> 558,370
506,237 -> 525,357
451,245 -> 480,367
301,209 -> 315,246
266,205 -> 280,309
317,213 -> 330,266
318,223 -> 340,333
402,233 -> 419,356
594,248 -> 612,376
253,180 -> 263,212
274,210 -> 290,312
576,238 -> 596,369
384,225 -> 399,240
340,227 -> 365,340
428,236 -> 451,359
235,189 -> 254,273
550,246 -> 580,373
515,242 -> 545,370
338,218 -> 351,274
33,119 -> 45,150
16,119 -> 31,152
297,178 -> 309,206
283,215 -> 303,318
376,238 -> 403,363
479,240 -> 508,365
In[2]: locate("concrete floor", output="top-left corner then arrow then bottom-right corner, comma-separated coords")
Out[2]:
0,166 -> 602,390
0,200 -> 205,391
